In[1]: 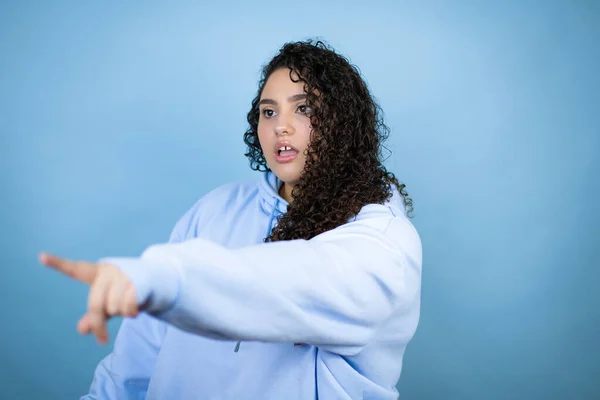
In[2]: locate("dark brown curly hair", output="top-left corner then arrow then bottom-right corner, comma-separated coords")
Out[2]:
243,39 -> 413,242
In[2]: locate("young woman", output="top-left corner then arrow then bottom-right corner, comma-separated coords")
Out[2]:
41,40 -> 422,400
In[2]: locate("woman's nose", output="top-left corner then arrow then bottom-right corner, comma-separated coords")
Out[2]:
274,113 -> 295,136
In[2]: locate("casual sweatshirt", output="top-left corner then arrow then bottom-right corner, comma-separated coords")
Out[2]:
82,171 -> 422,400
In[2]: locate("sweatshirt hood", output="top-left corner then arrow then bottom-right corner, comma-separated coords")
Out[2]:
258,171 -> 288,236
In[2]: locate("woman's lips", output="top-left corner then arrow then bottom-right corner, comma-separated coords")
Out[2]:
274,149 -> 299,163
274,141 -> 299,163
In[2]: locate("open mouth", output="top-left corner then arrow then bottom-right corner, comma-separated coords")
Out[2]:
274,142 -> 299,162
277,145 -> 299,157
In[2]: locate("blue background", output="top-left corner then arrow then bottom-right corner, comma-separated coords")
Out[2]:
1,1 -> 598,399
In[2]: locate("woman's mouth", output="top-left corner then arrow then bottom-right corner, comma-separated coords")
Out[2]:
274,143 -> 299,163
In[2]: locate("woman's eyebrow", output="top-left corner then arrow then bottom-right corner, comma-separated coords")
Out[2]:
258,98 -> 276,106
287,94 -> 306,102
258,94 -> 306,106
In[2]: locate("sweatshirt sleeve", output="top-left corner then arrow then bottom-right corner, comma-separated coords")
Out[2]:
102,215 -> 422,355
81,221 -> 188,399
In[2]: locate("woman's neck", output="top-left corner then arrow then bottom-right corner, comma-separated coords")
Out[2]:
279,182 -> 295,204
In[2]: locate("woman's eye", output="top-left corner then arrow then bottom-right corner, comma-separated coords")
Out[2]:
297,104 -> 312,115
262,109 -> 274,118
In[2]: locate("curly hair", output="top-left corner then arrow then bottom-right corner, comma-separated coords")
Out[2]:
243,39 -> 413,242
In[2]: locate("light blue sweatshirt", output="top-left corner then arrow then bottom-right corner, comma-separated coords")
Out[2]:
83,171 -> 422,400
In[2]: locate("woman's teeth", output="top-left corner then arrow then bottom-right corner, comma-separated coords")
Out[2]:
278,146 -> 292,155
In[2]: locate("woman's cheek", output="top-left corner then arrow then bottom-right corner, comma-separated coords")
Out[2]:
256,127 -> 271,156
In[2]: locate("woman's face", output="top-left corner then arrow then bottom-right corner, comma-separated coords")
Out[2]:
257,68 -> 313,187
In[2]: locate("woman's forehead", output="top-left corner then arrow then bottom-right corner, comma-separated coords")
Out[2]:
261,69 -> 305,99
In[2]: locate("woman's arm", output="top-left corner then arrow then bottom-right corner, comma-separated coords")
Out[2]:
105,216 -> 422,356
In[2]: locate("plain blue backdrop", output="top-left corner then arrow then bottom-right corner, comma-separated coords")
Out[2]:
1,1 -> 598,399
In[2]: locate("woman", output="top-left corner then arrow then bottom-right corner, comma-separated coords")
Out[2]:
41,40 -> 422,400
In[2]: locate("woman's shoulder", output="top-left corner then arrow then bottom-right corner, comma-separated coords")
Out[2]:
354,189 -> 411,226
354,203 -> 419,239
350,200 -> 421,261
187,178 -> 261,214
169,178 -> 262,241
203,179 -> 259,202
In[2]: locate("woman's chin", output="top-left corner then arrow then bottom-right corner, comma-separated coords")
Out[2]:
269,166 -> 302,186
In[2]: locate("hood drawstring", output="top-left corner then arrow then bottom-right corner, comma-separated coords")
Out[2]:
269,198 -> 280,235
234,189 -> 282,353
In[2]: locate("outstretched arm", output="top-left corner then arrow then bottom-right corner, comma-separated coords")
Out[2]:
43,217 -> 421,355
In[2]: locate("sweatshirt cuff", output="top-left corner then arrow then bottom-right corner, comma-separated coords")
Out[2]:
98,257 -> 181,314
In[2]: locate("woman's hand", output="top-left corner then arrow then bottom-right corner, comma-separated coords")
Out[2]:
39,252 -> 139,344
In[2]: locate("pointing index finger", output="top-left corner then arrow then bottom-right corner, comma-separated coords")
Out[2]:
40,252 -> 98,284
